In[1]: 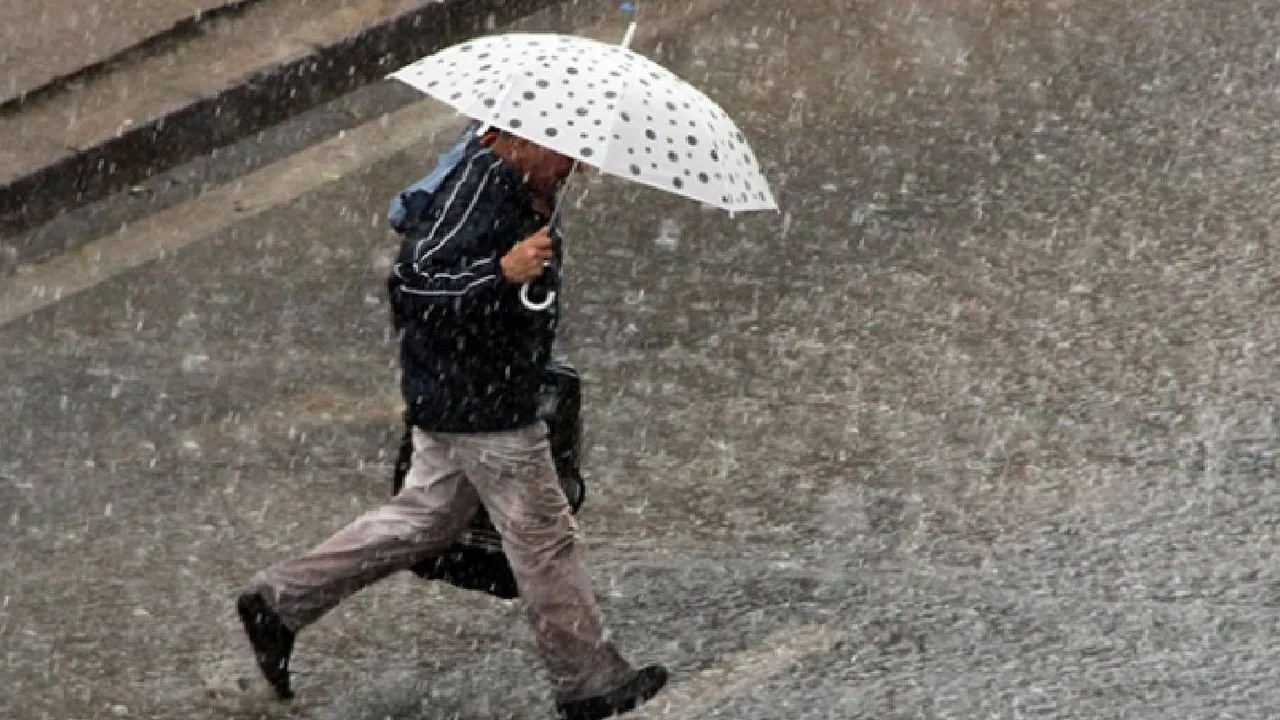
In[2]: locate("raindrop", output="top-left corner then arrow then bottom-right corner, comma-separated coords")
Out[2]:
655,218 -> 680,248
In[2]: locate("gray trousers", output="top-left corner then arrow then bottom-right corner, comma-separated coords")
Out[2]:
252,421 -> 635,702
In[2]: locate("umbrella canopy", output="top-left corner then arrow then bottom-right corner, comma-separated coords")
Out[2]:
390,32 -> 777,213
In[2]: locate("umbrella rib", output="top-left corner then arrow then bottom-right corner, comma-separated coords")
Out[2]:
594,67 -> 633,175
598,26 -> 642,173
472,71 -> 523,136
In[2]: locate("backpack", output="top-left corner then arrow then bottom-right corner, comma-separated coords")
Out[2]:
387,120 -> 483,235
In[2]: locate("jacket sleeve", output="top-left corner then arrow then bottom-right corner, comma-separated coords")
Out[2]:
389,154 -> 511,311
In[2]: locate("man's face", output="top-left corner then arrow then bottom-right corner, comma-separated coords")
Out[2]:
518,140 -> 580,194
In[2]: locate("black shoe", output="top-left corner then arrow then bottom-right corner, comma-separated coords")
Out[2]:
236,590 -> 296,700
556,665 -> 669,720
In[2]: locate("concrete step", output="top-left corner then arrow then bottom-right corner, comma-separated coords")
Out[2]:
1,0 -> 259,108
0,0 -> 559,236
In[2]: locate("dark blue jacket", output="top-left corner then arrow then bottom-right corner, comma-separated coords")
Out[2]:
387,144 -> 562,433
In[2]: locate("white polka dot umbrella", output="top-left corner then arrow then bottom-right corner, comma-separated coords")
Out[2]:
388,32 -> 778,213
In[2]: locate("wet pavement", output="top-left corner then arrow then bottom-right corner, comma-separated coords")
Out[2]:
5,0 -> 1280,718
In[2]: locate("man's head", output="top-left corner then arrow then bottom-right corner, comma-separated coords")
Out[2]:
482,129 -> 581,199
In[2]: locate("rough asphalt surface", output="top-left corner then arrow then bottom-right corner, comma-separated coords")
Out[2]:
5,0 -> 1280,718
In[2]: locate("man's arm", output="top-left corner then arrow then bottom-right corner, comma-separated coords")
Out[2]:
390,153 -> 509,309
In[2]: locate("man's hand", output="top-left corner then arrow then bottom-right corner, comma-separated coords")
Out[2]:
500,228 -> 554,283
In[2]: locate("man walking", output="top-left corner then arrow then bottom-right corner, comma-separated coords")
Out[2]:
236,128 -> 669,720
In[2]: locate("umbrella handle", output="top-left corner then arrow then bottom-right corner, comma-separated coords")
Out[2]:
520,282 -> 556,311
520,260 -> 557,311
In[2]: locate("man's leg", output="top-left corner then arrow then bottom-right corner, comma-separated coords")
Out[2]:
253,431 -> 480,629
449,423 -> 667,716
239,430 -> 479,697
